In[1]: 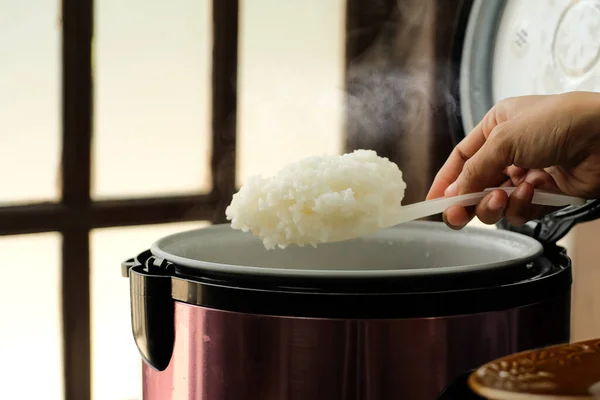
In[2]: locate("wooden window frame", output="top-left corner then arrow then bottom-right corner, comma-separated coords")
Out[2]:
0,1 -> 238,399
0,1 -> 465,399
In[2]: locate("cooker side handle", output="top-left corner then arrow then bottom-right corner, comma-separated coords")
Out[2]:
122,253 -> 175,372
497,199 -> 600,246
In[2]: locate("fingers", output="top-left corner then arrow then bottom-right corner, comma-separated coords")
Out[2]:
509,168 -> 560,191
426,119 -> 491,200
443,182 -> 555,229
443,205 -> 473,230
475,189 -> 508,224
453,123 -> 517,195
443,188 -> 508,229
505,165 -> 526,183
504,183 -> 535,226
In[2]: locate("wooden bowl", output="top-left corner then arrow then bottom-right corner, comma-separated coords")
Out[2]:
468,338 -> 600,400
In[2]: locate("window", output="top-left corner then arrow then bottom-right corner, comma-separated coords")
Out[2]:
0,233 -> 63,400
0,0 -> 225,399
0,0 -> 60,204
93,0 -> 213,199
237,0 -> 346,185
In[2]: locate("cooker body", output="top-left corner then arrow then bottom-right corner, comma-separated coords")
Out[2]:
142,290 -> 570,400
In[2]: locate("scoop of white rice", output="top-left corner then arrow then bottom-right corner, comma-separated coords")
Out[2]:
225,149 -> 407,249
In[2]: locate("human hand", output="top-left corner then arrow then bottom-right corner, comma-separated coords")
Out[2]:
427,91 -> 600,229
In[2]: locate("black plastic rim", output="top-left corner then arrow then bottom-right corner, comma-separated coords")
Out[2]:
132,246 -> 573,318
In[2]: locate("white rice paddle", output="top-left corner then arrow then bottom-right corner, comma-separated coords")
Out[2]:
390,186 -> 586,225
321,187 -> 586,244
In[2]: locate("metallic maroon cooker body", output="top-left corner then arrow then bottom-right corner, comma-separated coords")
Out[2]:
121,220 -> 585,399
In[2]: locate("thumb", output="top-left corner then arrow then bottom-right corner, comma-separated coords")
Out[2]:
453,124 -> 517,195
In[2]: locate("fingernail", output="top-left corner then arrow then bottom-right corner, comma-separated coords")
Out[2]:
488,195 -> 504,212
444,210 -> 467,229
445,182 -> 458,197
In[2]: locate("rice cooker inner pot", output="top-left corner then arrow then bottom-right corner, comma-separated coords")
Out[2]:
125,221 -> 573,320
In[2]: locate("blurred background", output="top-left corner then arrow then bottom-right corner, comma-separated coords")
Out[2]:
1,0 -> 599,399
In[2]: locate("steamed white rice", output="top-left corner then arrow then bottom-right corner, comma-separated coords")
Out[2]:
225,149 -> 407,249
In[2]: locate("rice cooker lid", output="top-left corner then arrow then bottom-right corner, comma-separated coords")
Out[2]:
149,221 -> 544,289
460,0 -> 600,133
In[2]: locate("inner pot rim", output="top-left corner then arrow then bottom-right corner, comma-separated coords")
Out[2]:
150,221 -> 544,280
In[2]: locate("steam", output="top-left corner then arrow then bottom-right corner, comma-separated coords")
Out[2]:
344,0 -> 460,147
345,62 -> 459,145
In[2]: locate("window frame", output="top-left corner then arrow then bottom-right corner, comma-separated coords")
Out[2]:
0,1 -> 237,399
